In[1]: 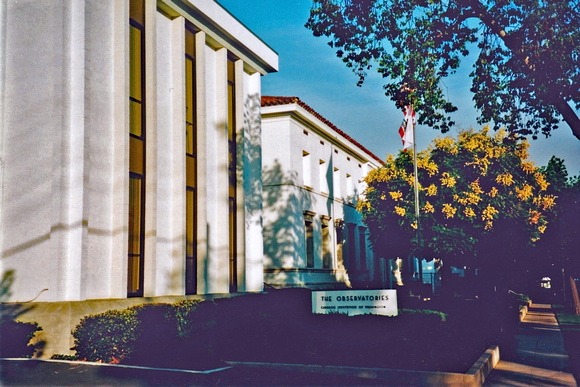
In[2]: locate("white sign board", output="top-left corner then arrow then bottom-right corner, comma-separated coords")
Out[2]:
312,289 -> 398,316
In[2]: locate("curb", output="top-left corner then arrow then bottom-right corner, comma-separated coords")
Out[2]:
226,345 -> 500,387
2,345 -> 500,386
0,357 -> 233,374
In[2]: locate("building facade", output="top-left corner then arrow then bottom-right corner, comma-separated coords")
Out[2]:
0,0 -> 278,304
261,96 -> 383,289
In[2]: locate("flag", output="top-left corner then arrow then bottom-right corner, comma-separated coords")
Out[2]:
398,105 -> 415,150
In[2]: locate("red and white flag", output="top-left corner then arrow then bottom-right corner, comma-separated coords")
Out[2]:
398,105 -> 415,150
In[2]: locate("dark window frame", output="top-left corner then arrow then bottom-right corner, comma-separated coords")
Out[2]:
127,1 -> 146,298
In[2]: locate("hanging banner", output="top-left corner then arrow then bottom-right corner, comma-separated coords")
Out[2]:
312,289 -> 398,316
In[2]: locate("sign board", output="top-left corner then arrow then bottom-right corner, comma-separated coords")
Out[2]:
312,289 -> 398,316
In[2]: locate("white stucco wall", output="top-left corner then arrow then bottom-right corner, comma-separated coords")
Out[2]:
0,0 -> 276,302
262,101 -> 382,289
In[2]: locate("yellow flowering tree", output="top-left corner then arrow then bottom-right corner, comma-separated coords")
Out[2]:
358,127 -> 556,285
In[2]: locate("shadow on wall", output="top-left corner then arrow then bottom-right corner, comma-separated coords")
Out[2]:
263,161 -> 355,289
0,270 -> 44,358
337,191 -> 384,290
262,160 -> 313,287
239,93 -> 263,222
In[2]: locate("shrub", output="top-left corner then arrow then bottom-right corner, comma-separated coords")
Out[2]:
122,303 -> 181,367
71,308 -> 139,363
51,354 -> 77,361
0,319 -> 42,358
172,299 -> 201,337
400,308 -> 448,322
71,301 -> 202,364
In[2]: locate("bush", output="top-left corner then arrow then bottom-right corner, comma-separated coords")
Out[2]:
400,308 -> 448,322
71,300 -> 202,364
0,319 -> 42,358
71,308 -> 139,363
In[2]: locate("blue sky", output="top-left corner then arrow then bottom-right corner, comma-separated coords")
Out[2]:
218,0 -> 580,177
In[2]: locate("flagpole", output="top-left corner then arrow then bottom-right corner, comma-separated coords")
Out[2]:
411,109 -> 422,282
412,116 -> 419,227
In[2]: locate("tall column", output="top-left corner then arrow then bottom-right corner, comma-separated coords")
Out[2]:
213,47 -> 229,293
240,71 -> 264,292
142,0 -> 158,297
194,31 -> 209,293
55,0 -> 86,300
0,0 -> 8,285
154,13 -> 185,295
234,59 -> 246,291
110,0 -> 130,299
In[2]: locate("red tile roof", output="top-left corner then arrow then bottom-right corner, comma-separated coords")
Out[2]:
261,96 -> 384,165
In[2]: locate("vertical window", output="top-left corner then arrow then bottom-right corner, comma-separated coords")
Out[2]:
302,151 -> 311,188
227,57 -> 237,292
185,25 -> 197,295
347,223 -> 356,270
359,227 -> 367,271
319,159 -> 328,195
333,167 -> 340,199
128,0 -> 145,297
321,217 -> 332,269
335,220 -> 344,269
305,213 -> 314,268
346,174 -> 353,198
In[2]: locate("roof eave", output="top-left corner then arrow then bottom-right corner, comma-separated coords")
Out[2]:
160,0 -> 279,75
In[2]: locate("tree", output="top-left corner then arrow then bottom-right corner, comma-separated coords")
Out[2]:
535,160 -> 580,288
306,0 -> 580,140
357,128 -> 557,291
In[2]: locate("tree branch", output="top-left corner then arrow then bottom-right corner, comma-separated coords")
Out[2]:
553,98 -> 580,140
471,1 -> 580,139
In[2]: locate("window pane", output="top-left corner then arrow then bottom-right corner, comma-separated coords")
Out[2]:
229,198 -> 237,291
228,83 -> 234,141
129,26 -> 142,101
129,0 -> 144,26
128,177 -> 142,255
322,223 -> 331,269
186,155 -> 196,188
336,223 -> 344,268
130,100 -> 142,137
348,224 -> 356,269
128,255 -> 141,294
302,152 -> 311,188
185,28 -> 195,57
186,189 -> 196,258
227,58 -> 235,82
359,228 -> 367,271
306,220 -> 314,268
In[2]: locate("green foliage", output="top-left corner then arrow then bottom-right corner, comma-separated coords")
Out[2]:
534,164 -> 580,279
172,299 -> 201,337
71,308 -> 139,362
71,300 -> 202,364
358,128 -> 556,282
66,290 -> 519,373
306,0 -> 580,139
50,354 -> 77,361
399,308 -> 448,322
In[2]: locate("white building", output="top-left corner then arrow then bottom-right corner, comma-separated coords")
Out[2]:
261,96 -> 383,289
0,0 -> 277,303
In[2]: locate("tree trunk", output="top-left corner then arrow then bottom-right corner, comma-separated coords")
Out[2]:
553,98 -> 580,140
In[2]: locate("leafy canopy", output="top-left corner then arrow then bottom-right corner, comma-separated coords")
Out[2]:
306,0 -> 580,139
357,127 -> 556,265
